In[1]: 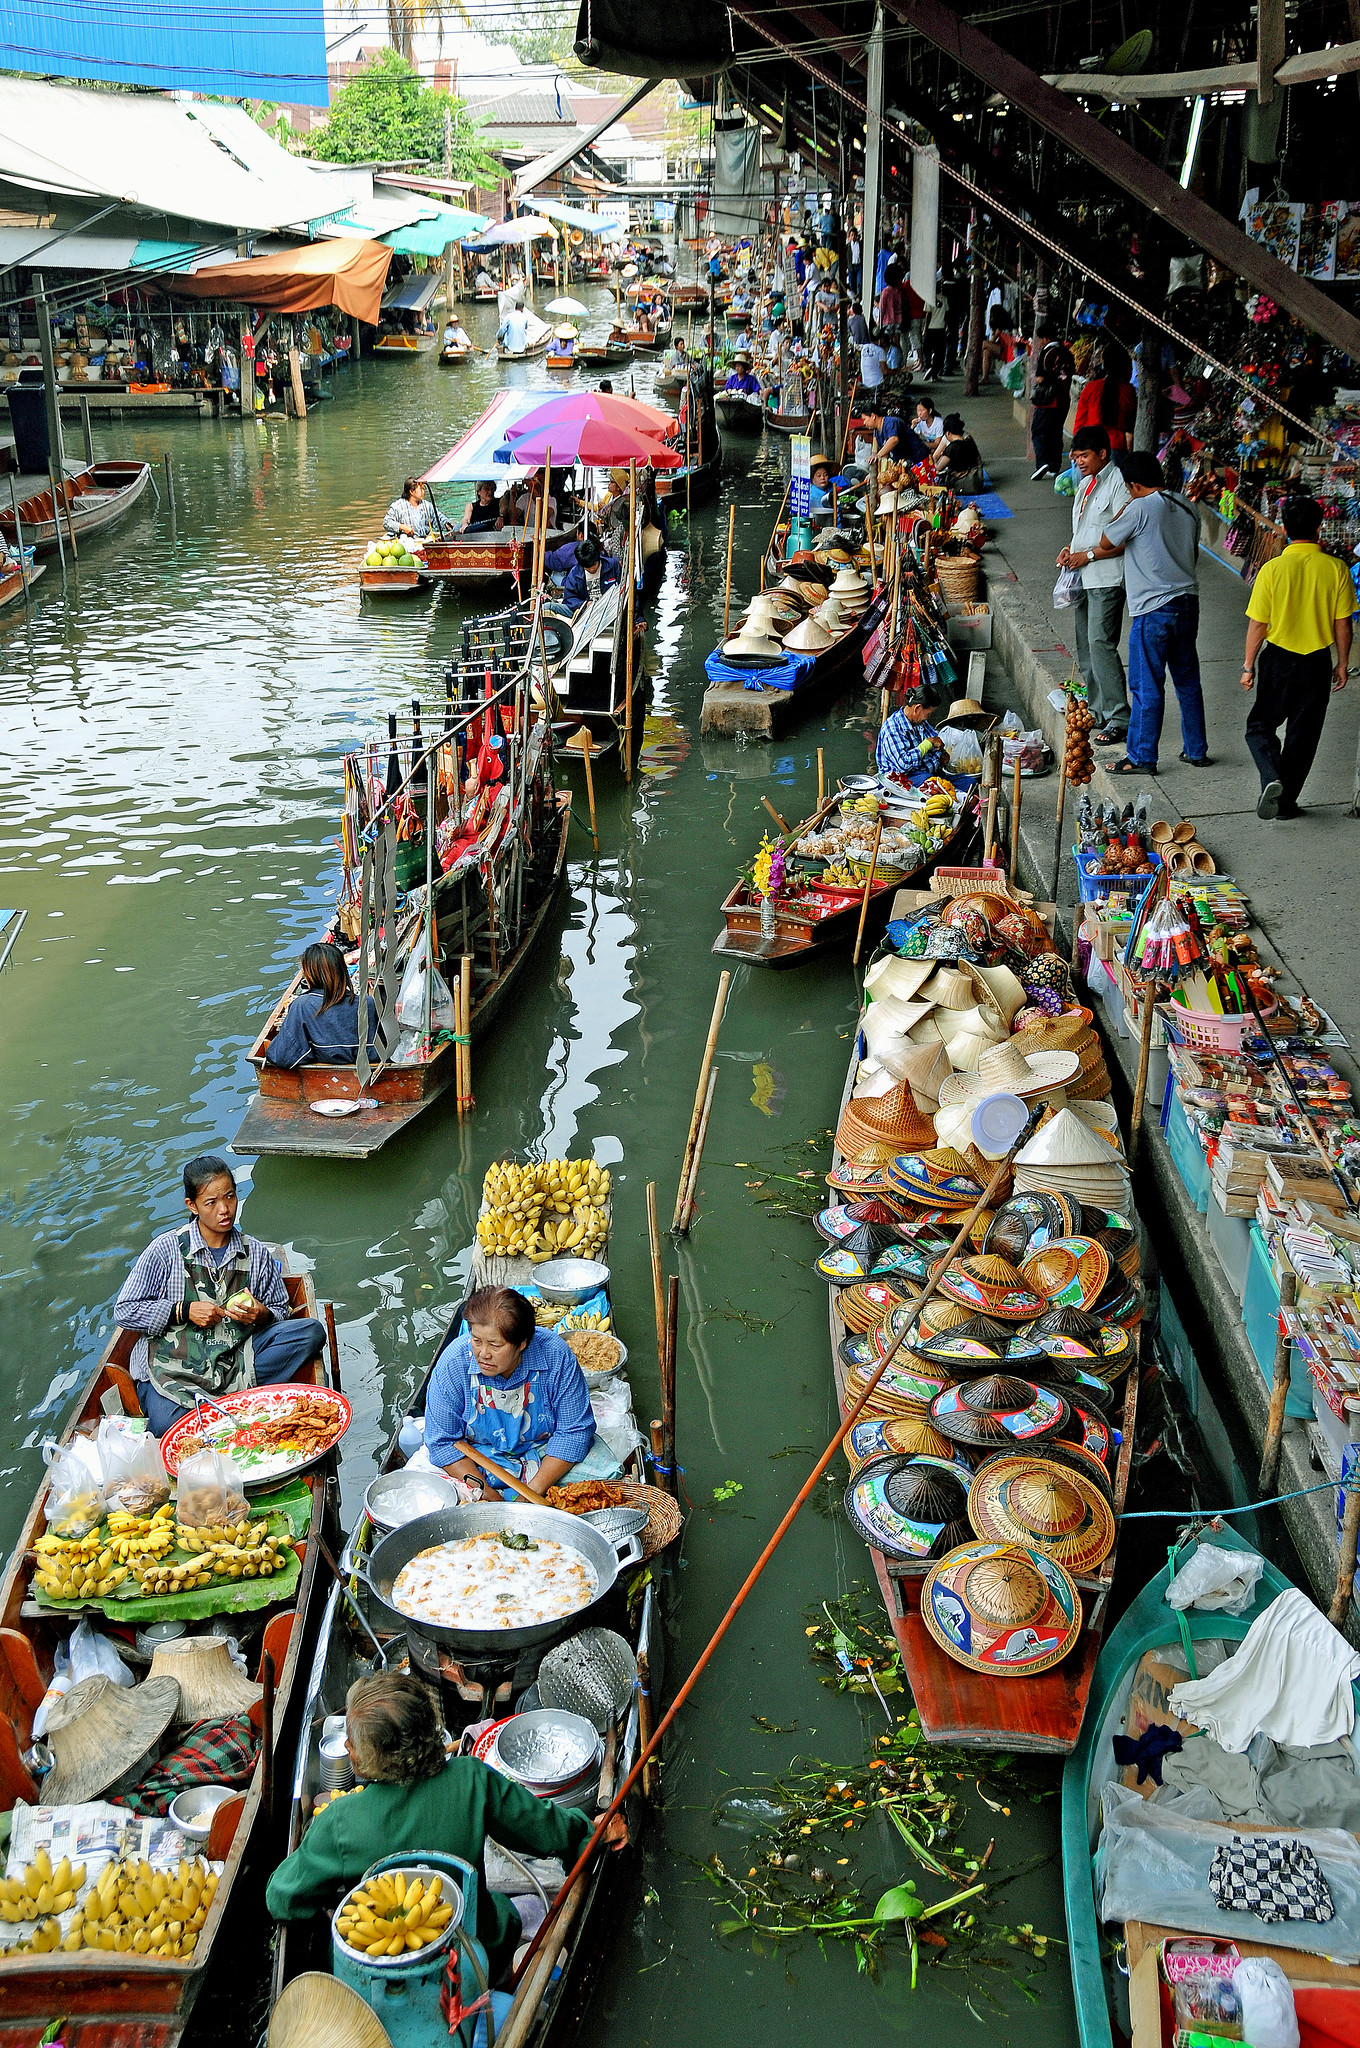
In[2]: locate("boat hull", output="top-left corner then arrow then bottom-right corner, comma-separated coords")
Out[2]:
371,337 -> 435,358
358,566 -> 422,596
417,527 -> 563,588
0,460 -> 151,555
716,397 -> 764,433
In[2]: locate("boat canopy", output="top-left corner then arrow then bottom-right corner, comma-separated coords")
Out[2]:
421,391 -> 565,485
384,272 -> 441,313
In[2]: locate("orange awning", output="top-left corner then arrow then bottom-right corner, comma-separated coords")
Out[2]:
170,238 -> 393,326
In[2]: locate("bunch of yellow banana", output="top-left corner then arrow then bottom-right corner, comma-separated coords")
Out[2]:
9,1918 -> 60,1954
72,1855 -> 217,1956
336,1870 -> 453,1958
139,1533 -> 284,1597
532,1300 -> 566,1327
32,1543 -> 130,1601
176,1520 -> 267,1553
558,1307 -> 611,1332
0,1851 -> 85,1923
106,1511 -> 177,1565
846,794 -> 882,814
476,1158 -> 610,1262
919,792 -> 952,819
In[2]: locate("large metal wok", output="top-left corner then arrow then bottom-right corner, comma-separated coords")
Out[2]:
353,1502 -> 643,1656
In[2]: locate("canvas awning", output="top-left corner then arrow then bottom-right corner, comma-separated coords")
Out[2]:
0,77 -> 350,234
462,217 -> 555,248
525,196 -> 626,238
384,206 -> 489,256
167,239 -> 393,326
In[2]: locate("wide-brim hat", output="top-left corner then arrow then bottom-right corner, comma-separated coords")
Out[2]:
1016,1108 -> 1118,1172
830,565 -> 868,598
845,1415 -> 954,1471
1019,1235 -> 1111,1312
816,1196 -> 909,1243
920,1540 -> 1082,1676
934,1252 -> 1046,1321
982,1190 -> 1080,1264
974,965 -> 1029,1025
43,1674 -> 181,1805
866,955 -> 937,1005
730,350 -> 753,363
1024,1304 -> 1136,1372
966,1456 -> 1115,1573
269,1976 -> 393,2048
909,1315 -> 1047,1377
784,617 -> 833,653
1093,1225 -> 1140,1282
553,323 -> 577,338
838,1279 -> 904,1332
847,1358 -> 954,1418
845,1453 -> 974,1561
937,1042 -> 1080,1107
841,1079 -> 938,1148
946,698 -> 990,728
721,625 -> 783,662
148,1635 -> 263,1724
886,1147 -> 984,1210
1010,1006 -> 1097,1057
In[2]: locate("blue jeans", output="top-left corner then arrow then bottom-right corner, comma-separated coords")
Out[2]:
141,1317 -> 328,1436
1127,595 -> 1207,769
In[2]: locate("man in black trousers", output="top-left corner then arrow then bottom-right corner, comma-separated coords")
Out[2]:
1241,496 -> 1355,819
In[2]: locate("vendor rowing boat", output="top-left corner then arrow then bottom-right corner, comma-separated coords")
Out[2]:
0,1242 -> 335,2048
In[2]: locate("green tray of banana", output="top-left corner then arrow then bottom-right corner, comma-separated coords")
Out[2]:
29,1499 -> 302,1624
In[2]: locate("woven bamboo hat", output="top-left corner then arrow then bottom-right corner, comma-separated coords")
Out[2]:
920,1540 -> 1083,1675
1016,1109 -> 1116,1172
269,1975 -> 393,2048
148,1636 -> 263,1724
866,955 -> 937,1005
783,616 -> 833,653
42,1674 -> 181,1805
918,965 -> 976,1010
974,965 -> 1029,1025
937,1041 -> 1080,1107
721,623 -> 783,661
838,1080 -> 938,1152
935,1253 -> 1046,1321
967,1456 -> 1115,1572
886,1147 -> 984,1210
1019,1235 -> 1111,1312
946,697 -> 989,727
886,1039 -> 952,1108
845,1453 -> 974,1561
845,1415 -> 955,1470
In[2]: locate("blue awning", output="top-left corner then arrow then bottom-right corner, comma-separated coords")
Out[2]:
384,205 -> 488,256
384,273 -> 441,312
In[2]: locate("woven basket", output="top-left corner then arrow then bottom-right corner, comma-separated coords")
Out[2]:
934,555 -> 981,602
615,1481 -> 683,1557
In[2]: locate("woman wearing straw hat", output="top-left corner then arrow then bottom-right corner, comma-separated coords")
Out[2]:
266,1672 -> 627,1984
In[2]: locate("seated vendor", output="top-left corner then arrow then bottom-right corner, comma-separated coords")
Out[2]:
723,353 -> 761,396
265,943 -> 377,1070
461,480 -> 504,533
932,414 -> 985,489
266,1672 -> 627,1986
808,457 -> 850,512
114,1155 -> 327,1437
424,1285 -> 595,1498
383,478 -> 432,539
876,686 -> 945,780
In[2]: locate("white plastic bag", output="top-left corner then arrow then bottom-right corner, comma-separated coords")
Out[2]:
68,1616 -> 134,1690
43,1436 -> 105,1537
1053,565 -> 1083,609
97,1416 -> 171,1514
395,940 -> 456,1032
31,1638 -> 72,1739
1166,1542 -> 1265,1616
1232,1957 -> 1299,2048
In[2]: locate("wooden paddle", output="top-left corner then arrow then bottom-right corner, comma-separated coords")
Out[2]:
454,1440 -> 543,1507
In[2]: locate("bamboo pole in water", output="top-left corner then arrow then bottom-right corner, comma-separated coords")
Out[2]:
852,816 -> 884,968
581,728 -> 598,853
460,955 -> 473,1111
672,974 -> 730,1230
624,458 -> 636,780
722,501 -> 736,639
677,1067 -> 718,1236
661,1274 -> 679,1497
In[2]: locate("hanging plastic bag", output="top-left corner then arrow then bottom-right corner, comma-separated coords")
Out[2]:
395,938 -> 456,1033
1053,565 -> 1083,609
175,1447 -> 247,1530
1166,1542 -> 1265,1616
97,1416 -> 172,1515
68,1615 -> 135,1689
43,1436 -> 106,1537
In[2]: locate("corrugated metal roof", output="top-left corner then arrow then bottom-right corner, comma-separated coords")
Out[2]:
468,92 -> 576,129
0,2 -> 328,106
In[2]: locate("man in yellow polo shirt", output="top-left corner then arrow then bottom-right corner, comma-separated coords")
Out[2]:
1241,496 -> 1355,819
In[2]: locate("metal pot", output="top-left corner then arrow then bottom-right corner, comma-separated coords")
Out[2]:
352,1503 -> 643,1656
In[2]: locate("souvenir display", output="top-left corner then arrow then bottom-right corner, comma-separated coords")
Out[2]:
929,1375 -> 1070,1448
966,1457 -> 1116,1573
934,1253 -> 1047,1321
843,1454 -> 974,1560
920,1541 -> 1084,1675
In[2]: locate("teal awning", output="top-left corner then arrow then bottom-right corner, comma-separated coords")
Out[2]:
132,239 -> 207,272
384,206 -> 489,256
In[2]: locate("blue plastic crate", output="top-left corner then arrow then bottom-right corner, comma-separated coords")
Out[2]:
1242,1223 -> 1312,1420
1164,1089 -> 1210,1214
1073,847 -> 1163,905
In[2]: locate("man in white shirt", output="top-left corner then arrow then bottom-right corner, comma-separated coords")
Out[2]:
1057,426 -> 1131,745
498,305 -> 530,354
859,333 -> 886,391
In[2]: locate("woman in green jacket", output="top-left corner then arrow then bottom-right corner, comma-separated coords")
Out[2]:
266,1672 -> 626,1984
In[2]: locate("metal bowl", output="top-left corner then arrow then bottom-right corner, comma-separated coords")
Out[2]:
168,1785 -> 236,1838
492,1708 -> 602,1791
365,1467 -> 462,1532
534,1258 -> 611,1304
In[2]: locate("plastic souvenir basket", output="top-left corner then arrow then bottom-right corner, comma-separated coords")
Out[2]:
1074,847 -> 1162,904
1156,1003 -> 1253,1054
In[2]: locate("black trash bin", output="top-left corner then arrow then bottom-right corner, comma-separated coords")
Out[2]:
6,372 -> 49,475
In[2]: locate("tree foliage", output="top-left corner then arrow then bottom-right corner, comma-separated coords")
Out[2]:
302,49 -> 499,178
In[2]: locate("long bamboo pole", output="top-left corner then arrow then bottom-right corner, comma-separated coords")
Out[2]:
1129,977 -> 1160,1167
460,955 -> 474,1110
624,458 -> 636,781
677,1067 -> 718,1235
852,816 -> 884,968
646,1180 -> 667,1394
723,501 -> 737,638
672,973 -> 731,1230
661,1274 -> 679,1498
581,729 -> 598,852
817,747 -> 825,806
510,1115 -> 1038,1991
1258,1268 -> 1298,1494
1009,753 -> 1023,880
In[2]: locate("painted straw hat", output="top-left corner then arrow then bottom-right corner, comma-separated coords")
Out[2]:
920,1541 -> 1083,1675
1058,1404 -> 1113,1472
783,616 -> 833,653
846,1358 -> 955,1422
937,1040 -> 1080,1108
886,1148 -> 984,1210
934,1252 -> 1046,1321
1019,1236 -> 1111,1312
967,1457 -> 1115,1573
816,1222 -> 893,1283
1093,1226 -> 1141,1282
1033,1435 -> 1116,1502
42,1674 -> 181,1805
981,1190 -> 1080,1264
1024,1304 -> 1136,1373
269,1976 -> 393,2048
815,1196 -> 910,1243
929,1373 -> 1069,1449
910,1317 -> 1048,1377
845,1414 -> 955,1471
839,1330 -> 878,1372
845,1453 -> 975,1561
838,1279 -> 904,1333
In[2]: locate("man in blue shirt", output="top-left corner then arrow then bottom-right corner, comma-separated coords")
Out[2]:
858,407 -> 928,470
876,689 -> 945,778
559,538 -> 622,609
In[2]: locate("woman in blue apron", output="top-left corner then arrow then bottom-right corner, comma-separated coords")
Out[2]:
424,1287 -> 596,1499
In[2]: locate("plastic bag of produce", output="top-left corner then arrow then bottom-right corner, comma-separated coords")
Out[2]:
175,1446 -> 247,1529
43,1436 -> 106,1537
395,939 -> 456,1032
97,1417 -> 172,1515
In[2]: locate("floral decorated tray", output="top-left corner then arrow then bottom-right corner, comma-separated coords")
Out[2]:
159,1385 -> 351,1487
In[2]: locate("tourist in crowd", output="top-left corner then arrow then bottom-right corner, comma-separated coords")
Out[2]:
979,305 -> 1014,382
1240,495 -> 1355,819
1029,324 -> 1076,480
914,396 -> 945,446
460,480 -> 502,532
1057,426 -> 1131,748
383,478 -> 432,539
932,414 -> 985,491
1073,339 -> 1138,454
923,294 -> 950,379
497,301 -> 530,354
847,227 -> 863,297
858,326 -> 886,392
1088,450 -> 1210,775
876,262 -> 904,343
559,537 -> 622,609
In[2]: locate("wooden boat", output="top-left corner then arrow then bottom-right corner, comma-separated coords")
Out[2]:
699,597 -> 879,738
0,557 -> 43,610
371,332 -> 436,358
0,460 -> 151,555
417,525 -> 566,590
439,342 -> 475,365
496,317 -> 553,363
1063,1525 -> 1360,2048
765,408 -> 820,437
715,392 -> 764,433
357,560 -> 424,598
574,341 -> 632,368
269,1279 -> 663,2046
545,350 -> 578,372
0,1252 -> 335,2048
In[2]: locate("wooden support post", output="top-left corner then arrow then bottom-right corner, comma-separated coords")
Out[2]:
1331,1481 -> 1360,1628
460,955 -> 474,1111
1258,1268 -> 1298,1495
288,345 -> 307,419
1129,979 -> 1159,1167
624,459 -> 636,781
817,747 -> 825,807
79,396 -> 94,467
323,1302 -> 342,1394
1008,752 -> 1023,881
636,1649 -> 656,1799
162,453 -> 175,515
963,214 -> 985,397
660,1274 -> 679,1499
672,974 -> 731,1231
723,501 -> 737,638
646,1180 -> 667,1410
1257,0 -> 1287,102
852,816 -> 884,967
46,461 -> 67,584
581,729 -> 598,853
260,1651 -> 275,1823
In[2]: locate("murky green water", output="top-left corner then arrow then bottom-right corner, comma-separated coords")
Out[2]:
0,282 -> 1079,2044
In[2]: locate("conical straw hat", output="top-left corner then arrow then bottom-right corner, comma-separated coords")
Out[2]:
783,617 -> 832,653
722,623 -> 782,660
148,1636 -> 263,1724
865,955 -> 937,1004
831,565 -> 868,597
269,1975 -> 394,2048
967,1458 -> 1115,1573
974,964 -> 1029,1025
1016,1107 -> 1116,1170
43,1674 -> 181,1805
919,965 -> 976,1010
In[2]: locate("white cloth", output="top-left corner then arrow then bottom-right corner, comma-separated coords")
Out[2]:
1070,460 -> 1130,590
1169,1588 -> 1360,1754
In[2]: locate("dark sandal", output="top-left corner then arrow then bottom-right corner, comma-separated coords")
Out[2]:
1110,757 -> 1156,775
1179,752 -> 1215,766
1093,729 -> 1127,745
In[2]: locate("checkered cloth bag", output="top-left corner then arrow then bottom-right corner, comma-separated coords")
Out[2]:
1208,1835 -> 1335,1925
122,1713 -> 260,1817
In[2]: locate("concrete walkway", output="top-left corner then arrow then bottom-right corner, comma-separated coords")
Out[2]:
949,379 -> 1360,1057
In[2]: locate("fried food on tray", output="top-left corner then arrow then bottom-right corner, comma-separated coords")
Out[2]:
545,1480 -> 628,1516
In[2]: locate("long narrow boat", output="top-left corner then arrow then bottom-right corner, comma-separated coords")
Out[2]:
699,598 -> 880,738
0,460 -> 152,555
715,392 -> 764,434
764,408 -> 820,437
0,556 -> 43,610
1063,1525 -> 1360,2048
371,333 -> 437,358
0,1253 -> 334,2048
439,342 -> 476,365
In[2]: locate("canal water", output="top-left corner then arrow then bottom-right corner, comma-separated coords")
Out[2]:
2,282 -> 1083,2044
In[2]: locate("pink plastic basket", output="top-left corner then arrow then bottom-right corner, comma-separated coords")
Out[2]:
1159,1004 -> 1252,1053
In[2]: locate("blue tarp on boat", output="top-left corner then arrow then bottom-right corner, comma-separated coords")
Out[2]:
703,647 -> 819,694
